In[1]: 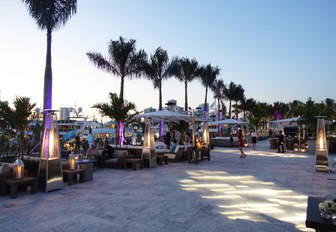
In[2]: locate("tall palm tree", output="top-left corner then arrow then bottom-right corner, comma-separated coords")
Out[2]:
87,36 -> 147,100
143,47 -> 178,111
92,93 -> 138,146
211,79 -> 225,135
223,81 -> 238,118
22,0 -> 77,111
175,57 -> 201,111
232,84 -> 245,119
199,64 -> 220,120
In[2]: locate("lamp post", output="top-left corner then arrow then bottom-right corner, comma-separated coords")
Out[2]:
38,109 -> 64,192
315,116 -> 329,173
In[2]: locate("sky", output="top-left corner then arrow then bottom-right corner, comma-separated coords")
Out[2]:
0,0 -> 335,122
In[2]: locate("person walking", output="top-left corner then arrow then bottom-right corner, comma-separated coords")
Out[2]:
277,130 -> 285,153
238,129 -> 246,158
251,129 -> 257,150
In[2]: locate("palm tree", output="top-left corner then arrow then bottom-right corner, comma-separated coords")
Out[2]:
175,57 -> 201,111
223,81 -> 238,118
199,64 -> 220,120
238,97 -> 256,121
87,36 -> 147,100
211,79 -> 226,135
12,97 -> 37,157
232,84 -> 245,119
92,93 -> 138,146
143,47 -> 178,111
22,0 -> 77,111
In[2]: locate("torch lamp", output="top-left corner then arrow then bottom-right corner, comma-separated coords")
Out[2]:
68,152 -> 77,170
14,158 -> 24,179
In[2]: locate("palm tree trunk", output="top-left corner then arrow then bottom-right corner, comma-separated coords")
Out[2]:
229,100 -> 232,118
43,27 -> 53,111
159,82 -> 163,136
120,76 -> 125,100
204,86 -> 208,121
184,82 -> 188,112
159,81 -> 162,110
235,101 -> 239,119
217,98 -> 221,135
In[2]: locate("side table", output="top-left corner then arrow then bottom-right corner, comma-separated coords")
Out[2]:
63,169 -> 85,186
156,155 -> 168,165
1,176 -> 37,199
124,158 -> 143,171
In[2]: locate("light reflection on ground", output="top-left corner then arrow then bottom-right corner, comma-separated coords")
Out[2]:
179,169 -> 312,231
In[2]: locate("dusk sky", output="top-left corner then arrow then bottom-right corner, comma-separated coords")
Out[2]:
0,0 -> 335,121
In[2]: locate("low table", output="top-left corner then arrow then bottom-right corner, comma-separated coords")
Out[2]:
306,196 -> 336,232
156,155 -> 168,165
124,158 -> 143,171
1,176 -> 37,199
63,169 -> 85,186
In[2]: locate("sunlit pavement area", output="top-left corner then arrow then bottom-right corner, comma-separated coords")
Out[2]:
1,140 -> 336,232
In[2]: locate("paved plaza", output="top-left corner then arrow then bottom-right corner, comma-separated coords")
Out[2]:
1,140 -> 336,232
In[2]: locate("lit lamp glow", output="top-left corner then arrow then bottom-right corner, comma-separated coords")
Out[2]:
14,158 -> 24,179
68,152 -> 77,170
294,144 -> 299,152
202,122 -> 210,148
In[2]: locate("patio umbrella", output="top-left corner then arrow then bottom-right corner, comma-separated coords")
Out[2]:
134,110 -> 191,122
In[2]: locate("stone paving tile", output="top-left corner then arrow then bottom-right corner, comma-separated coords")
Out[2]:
1,140 -> 336,231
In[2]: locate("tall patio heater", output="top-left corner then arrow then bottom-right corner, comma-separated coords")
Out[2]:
38,110 -> 64,192
315,116 -> 330,173
143,118 -> 156,168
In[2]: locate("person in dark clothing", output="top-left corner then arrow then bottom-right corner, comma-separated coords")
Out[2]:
164,128 -> 175,149
75,134 -> 81,152
101,140 -> 115,159
277,130 -> 285,153
97,141 -> 115,167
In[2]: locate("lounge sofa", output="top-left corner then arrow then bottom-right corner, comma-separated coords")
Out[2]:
101,149 -> 128,169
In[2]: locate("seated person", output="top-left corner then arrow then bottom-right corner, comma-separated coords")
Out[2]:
101,140 -> 115,159
86,142 -> 99,160
93,141 -> 115,167
171,139 -> 178,152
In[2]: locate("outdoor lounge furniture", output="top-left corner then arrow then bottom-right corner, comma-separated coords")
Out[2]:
1,176 -> 37,199
164,145 -> 185,162
101,150 -> 128,169
211,137 -> 237,147
123,158 -> 143,171
63,168 -> 85,186
306,196 -> 336,231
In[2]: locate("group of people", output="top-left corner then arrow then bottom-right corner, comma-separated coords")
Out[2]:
236,128 -> 285,158
163,128 -> 192,151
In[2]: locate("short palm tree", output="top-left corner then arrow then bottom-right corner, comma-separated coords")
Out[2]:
199,64 -> 220,120
175,58 -> 201,111
87,36 -> 147,100
22,0 -> 77,111
12,97 -> 37,158
92,93 -> 138,146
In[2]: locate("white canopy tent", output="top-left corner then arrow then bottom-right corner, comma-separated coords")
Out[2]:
134,110 -> 192,122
